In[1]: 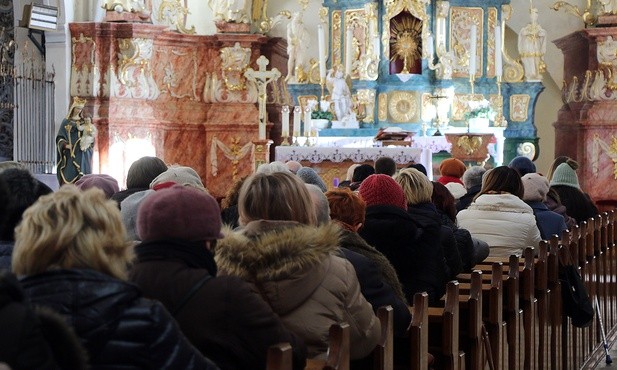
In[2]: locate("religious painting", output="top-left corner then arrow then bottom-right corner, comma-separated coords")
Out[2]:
344,9 -> 368,79
449,7 -> 483,78
510,94 -> 530,122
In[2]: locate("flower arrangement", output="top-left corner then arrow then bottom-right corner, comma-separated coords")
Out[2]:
464,99 -> 496,121
309,99 -> 334,121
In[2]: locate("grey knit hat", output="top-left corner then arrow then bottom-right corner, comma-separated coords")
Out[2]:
296,167 -> 327,192
150,165 -> 205,190
522,173 -> 549,202
549,163 -> 580,189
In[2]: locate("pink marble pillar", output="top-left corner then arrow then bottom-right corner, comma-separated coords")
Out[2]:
69,22 -> 285,199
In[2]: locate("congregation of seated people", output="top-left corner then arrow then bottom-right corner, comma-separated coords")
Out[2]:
0,153 -> 598,369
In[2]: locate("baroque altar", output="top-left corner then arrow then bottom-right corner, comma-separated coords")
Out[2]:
283,0 -> 546,165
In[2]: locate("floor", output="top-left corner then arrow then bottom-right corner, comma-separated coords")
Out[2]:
593,346 -> 616,369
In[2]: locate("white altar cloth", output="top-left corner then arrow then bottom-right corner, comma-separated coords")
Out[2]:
275,146 -> 433,180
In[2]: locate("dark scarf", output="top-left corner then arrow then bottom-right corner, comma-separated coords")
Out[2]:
135,239 -> 218,276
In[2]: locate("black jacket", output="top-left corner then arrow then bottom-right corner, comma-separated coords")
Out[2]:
359,204 -> 447,304
21,268 -> 217,370
456,184 -> 481,212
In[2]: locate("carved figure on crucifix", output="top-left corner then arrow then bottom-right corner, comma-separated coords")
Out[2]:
244,56 -> 281,140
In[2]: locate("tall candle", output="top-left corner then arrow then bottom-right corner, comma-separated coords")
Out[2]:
293,106 -> 301,137
281,106 -> 290,137
494,26 -> 502,77
258,119 -> 266,140
318,25 -> 326,79
345,27 -> 353,76
426,34 -> 434,59
303,106 -> 311,137
469,24 -> 477,77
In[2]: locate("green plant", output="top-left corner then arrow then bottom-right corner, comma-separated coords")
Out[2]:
464,99 -> 495,120
311,110 -> 334,121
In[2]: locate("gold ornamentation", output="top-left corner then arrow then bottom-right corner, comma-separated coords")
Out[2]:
345,9 -> 367,79
220,42 -> 251,91
378,93 -> 388,121
388,91 -> 418,122
382,0 -> 429,65
210,136 -> 254,182
509,94 -> 530,122
452,94 -> 484,121
389,15 -> 422,74
319,6 -> 328,24
592,134 -> 617,179
158,49 -> 199,100
450,7 -> 483,78
488,94 -> 507,127
457,135 -> 483,156
297,95 -> 319,112
332,11 -> 342,69
487,8 -> 497,77
501,5 -> 524,82
156,0 -> 195,35
551,1 -> 596,26
117,38 -> 150,86
71,33 -> 95,67
355,89 -> 376,123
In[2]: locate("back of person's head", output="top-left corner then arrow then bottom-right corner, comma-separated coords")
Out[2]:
522,173 -> 550,202
406,162 -> 428,176
74,174 -> 119,198
326,188 -> 366,231
120,190 -> 154,242
296,167 -> 327,193
352,164 -> 375,183
508,156 -> 536,177
549,162 -> 580,189
0,161 -> 26,174
546,156 -> 573,181
126,156 -> 167,189
394,168 -> 433,205
345,163 -> 361,181
12,186 -> 132,280
0,169 -> 53,241
137,184 -> 223,242
439,158 -> 466,179
358,174 -> 406,210
305,184 -> 330,226
478,166 -> 524,199
150,165 -> 205,190
462,165 -> 486,189
255,161 -> 289,175
431,181 -> 457,222
285,160 -> 302,174
238,171 -> 317,226
374,157 -> 397,176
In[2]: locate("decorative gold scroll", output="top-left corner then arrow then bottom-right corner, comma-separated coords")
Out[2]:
449,7 -> 483,78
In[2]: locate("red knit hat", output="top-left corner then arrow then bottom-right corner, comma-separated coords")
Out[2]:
358,174 -> 406,210
137,184 -> 223,241
439,158 -> 466,178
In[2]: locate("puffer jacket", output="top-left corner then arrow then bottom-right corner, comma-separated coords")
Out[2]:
20,268 -> 217,370
215,220 -> 380,360
457,193 -> 542,257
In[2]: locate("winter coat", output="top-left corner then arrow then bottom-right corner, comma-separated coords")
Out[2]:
339,247 -> 411,338
545,191 -> 577,230
437,211 -> 489,271
215,221 -> 380,360
0,240 -> 13,271
551,185 -> 599,225
407,203 -> 463,279
359,204 -> 448,305
129,239 -> 307,370
457,193 -> 542,257
110,187 -> 148,208
21,268 -> 217,370
526,201 -> 568,240
457,184 -> 481,213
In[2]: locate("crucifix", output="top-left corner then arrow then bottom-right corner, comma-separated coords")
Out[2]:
244,55 -> 281,140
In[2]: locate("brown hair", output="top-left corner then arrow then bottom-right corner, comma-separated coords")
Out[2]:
12,186 -> 133,280
546,156 -> 578,181
326,188 -> 366,231
476,166 -> 524,200
238,171 -> 317,226
431,181 -> 457,222
221,176 -> 247,209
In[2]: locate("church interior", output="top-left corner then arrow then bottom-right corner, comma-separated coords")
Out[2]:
0,0 -> 614,203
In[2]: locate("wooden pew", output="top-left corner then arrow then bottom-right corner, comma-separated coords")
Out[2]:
410,292 -> 429,370
460,271 -> 483,370
547,236 -> 563,370
267,343 -> 293,370
305,323 -> 350,370
536,241 -> 550,370
428,281 -> 464,370
520,247 -> 537,370
504,255 -> 523,370
374,306 -> 393,370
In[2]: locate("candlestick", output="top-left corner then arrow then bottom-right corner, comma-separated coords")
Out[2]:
303,106 -> 311,138
495,25 -> 502,78
345,27 -> 353,77
281,106 -> 290,137
318,24 -> 327,79
293,106 -> 301,138
469,24 -> 477,77
426,34 -> 434,59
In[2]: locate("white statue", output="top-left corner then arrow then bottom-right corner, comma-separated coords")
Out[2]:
208,0 -> 252,23
600,0 -> 617,15
286,11 -> 310,83
327,68 -> 355,125
518,8 -> 547,82
598,36 -> 617,65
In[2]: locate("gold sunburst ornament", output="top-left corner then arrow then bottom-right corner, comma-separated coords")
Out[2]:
389,15 -> 423,74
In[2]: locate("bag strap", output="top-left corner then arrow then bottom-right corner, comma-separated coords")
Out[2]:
171,274 -> 213,317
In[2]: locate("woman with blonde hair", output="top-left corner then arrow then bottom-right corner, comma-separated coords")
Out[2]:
457,166 -> 542,257
13,186 -> 217,369
216,171 -> 380,360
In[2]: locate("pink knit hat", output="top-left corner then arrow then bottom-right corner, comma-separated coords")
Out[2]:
358,174 -> 406,210
137,184 -> 223,241
74,174 -> 119,198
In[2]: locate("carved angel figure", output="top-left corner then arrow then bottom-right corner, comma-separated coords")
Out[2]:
326,67 -> 353,121
518,8 -> 547,82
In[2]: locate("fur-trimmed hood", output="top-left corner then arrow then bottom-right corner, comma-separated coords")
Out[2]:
215,220 -> 342,315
